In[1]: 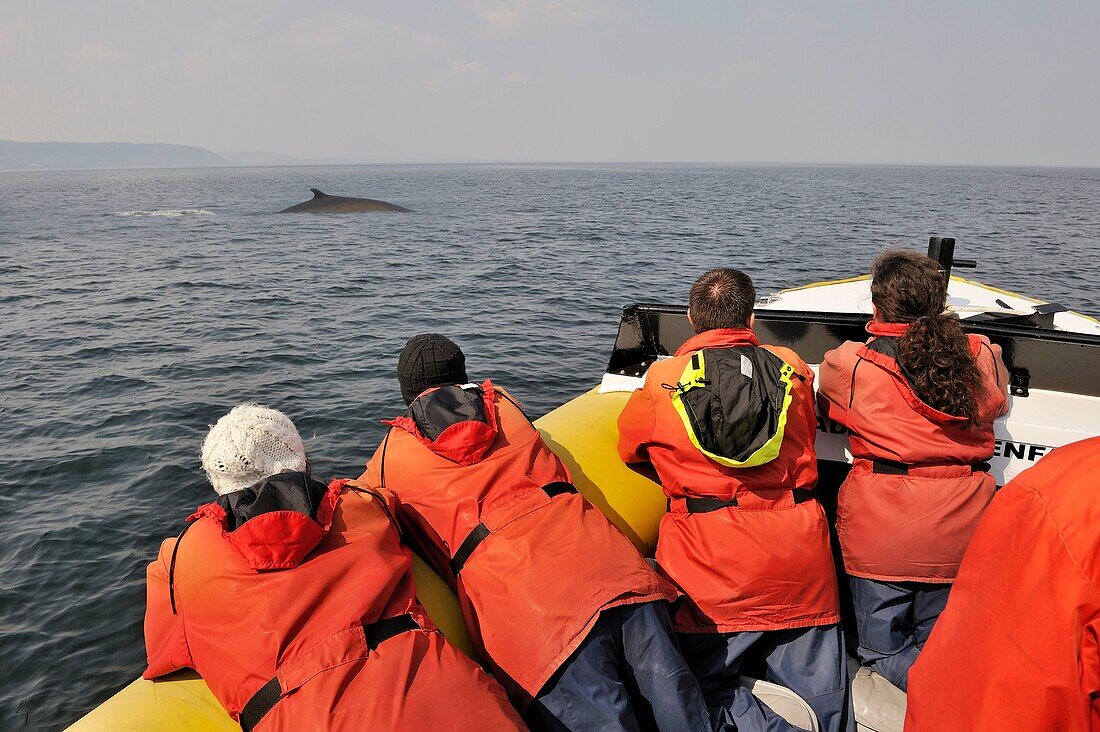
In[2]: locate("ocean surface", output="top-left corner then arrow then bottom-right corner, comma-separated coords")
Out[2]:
1,163 -> 1098,729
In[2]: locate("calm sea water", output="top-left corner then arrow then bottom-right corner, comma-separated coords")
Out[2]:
2,164 -> 1098,729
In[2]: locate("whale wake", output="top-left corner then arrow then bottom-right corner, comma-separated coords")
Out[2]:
113,208 -> 216,218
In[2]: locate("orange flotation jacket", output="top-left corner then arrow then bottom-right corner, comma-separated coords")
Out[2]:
617,328 -> 841,634
358,380 -> 679,703
817,321 -> 1009,583
143,472 -> 523,731
906,437 -> 1100,731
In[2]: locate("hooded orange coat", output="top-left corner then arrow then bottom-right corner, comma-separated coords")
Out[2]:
818,322 -> 1008,582
143,476 -> 522,731
906,437 -> 1100,731
359,381 -> 679,702
617,328 -> 840,634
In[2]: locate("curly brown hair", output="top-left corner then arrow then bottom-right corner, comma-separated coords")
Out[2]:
870,250 -> 984,424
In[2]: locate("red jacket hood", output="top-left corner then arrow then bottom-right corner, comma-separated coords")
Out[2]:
866,321 -> 910,338
675,328 -> 760,356
385,380 -> 499,466
859,320 -> 984,425
187,475 -> 343,570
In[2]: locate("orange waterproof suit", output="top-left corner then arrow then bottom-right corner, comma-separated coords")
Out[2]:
617,328 -> 840,633
906,437 -> 1100,731
143,472 -> 523,731
359,380 -> 679,702
818,321 -> 1008,582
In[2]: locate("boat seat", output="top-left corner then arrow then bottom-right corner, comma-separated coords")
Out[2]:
852,667 -> 906,732
739,677 -> 821,731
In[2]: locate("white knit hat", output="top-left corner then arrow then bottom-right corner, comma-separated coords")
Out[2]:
201,404 -> 307,496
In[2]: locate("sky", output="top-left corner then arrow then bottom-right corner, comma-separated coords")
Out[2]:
1,0 -> 1098,165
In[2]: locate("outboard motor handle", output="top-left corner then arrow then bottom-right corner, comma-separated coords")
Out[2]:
927,236 -> 977,281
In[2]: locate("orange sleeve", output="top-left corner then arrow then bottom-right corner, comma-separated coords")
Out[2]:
360,442 -> 457,590
360,436 -> 386,488
817,344 -> 854,428
143,539 -> 193,679
617,386 -> 656,464
374,484 -> 401,519
799,359 -> 818,437
978,338 -> 1010,417
495,386 -> 526,414
394,501 -> 457,590
340,478 -> 407,540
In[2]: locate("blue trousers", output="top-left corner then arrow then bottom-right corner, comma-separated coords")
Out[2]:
848,576 -> 951,692
678,624 -> 853,732
525,601 -> 711,732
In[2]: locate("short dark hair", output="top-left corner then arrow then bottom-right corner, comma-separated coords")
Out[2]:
688,268 -> 756,333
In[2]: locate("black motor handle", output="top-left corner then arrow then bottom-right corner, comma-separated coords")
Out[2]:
927,236 -> 977,280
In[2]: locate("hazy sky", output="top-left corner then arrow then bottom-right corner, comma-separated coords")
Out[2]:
1,1 -> 1098,164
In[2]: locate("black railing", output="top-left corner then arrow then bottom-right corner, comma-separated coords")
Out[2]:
607,304 -> 1100,398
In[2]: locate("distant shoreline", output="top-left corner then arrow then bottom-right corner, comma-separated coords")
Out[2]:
4,138 -> 1100,173
3,160 -> 1099,174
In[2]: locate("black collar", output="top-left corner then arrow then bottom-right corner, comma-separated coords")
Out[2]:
216,471 -> 328,531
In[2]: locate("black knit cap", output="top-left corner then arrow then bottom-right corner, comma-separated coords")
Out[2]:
397,333 -> 468,405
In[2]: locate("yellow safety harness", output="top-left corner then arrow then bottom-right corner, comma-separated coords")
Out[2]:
667,348 -> 797,468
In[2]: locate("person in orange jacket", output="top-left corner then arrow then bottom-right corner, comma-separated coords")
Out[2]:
357,334 -> 712,732
905,437 -> 1100,731
818,250 -> 1009,692
143,403 -> 524,731
618,269 -> 851,732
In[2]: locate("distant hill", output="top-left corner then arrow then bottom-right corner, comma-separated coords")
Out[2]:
220,150 -> 303,166
0,140 -> 229,170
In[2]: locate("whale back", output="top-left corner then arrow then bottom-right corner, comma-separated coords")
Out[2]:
278,189 -> 410,213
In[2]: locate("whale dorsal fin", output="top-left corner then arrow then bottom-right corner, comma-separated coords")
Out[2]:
310,188 -> 327,198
